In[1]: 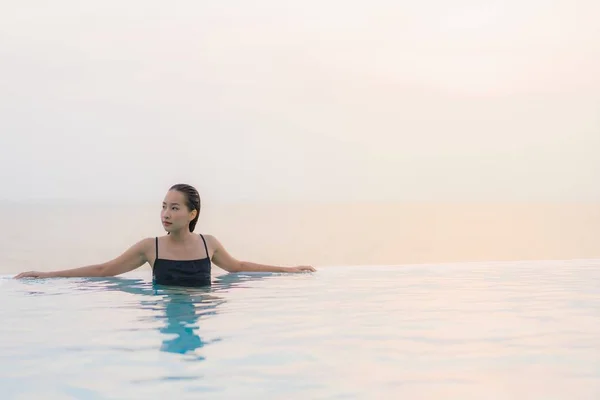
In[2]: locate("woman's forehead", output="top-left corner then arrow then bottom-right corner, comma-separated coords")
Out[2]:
163,190 -> 186,204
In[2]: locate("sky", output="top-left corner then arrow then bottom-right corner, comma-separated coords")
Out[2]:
0,0 -> 599,204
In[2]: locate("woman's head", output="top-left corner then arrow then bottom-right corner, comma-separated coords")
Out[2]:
161,184 -> 201,233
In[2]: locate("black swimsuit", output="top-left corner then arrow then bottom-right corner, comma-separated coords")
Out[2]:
152,234 -> 212,287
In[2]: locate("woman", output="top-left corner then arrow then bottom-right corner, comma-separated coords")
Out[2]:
15,184 -> 316,286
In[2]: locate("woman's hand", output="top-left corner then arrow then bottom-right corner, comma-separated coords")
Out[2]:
284,266 -> 317,273
14,271 -> 52,279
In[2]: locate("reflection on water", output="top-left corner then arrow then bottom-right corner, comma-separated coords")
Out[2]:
157,292 -> 216,355
88,274 -> 268,357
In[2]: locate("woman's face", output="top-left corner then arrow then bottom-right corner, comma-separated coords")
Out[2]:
161,190 -> 196,232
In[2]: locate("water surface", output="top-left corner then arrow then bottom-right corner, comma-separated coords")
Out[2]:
2,260 -> 599,399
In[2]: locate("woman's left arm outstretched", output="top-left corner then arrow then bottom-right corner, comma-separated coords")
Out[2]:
206,235 -> 316,273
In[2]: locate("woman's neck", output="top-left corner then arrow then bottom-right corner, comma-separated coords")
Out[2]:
167,230 -> 194,243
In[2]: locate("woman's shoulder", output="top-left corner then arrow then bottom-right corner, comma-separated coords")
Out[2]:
132,237 -> 158,252
198,233 -> 220,247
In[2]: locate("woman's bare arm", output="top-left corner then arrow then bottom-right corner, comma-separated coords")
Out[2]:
206,235 -> 316,273
14,238 -> 152,279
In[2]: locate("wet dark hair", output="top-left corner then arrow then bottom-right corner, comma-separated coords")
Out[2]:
169,183 -> 201,232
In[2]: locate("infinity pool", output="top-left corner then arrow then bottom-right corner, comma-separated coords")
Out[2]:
2,260 -> 600,399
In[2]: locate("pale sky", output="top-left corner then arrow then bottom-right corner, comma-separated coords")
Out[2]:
1,0 -> 599,203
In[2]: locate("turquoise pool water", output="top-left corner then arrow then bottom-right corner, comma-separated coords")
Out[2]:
2,260 -> 600,399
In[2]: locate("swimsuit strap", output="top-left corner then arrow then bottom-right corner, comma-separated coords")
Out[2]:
199,234 -> 209,259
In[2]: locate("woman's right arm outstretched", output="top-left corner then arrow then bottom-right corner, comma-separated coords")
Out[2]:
14,238 -> 152,279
